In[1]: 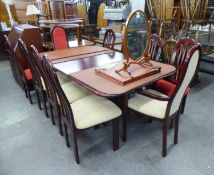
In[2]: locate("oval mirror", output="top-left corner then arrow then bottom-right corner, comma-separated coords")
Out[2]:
123,10 -> 151,62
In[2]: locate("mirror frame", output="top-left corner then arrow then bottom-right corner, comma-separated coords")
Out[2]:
123,9 -> 151,64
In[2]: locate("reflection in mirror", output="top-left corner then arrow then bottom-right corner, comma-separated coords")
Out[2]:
127,12 -> 148,60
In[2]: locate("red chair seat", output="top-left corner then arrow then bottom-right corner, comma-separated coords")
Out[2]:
155,79 -> 190,97
24,69 -> 33,80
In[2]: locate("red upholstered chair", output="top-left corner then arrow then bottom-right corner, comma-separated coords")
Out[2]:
3,35 -> 34,104
103,29 -> 116,49
148,34 -> 163,62
51,26 -> 69,50
153,38 -> 198,114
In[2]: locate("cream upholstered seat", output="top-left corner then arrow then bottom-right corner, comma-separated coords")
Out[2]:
128,89 -> 168,119
127,43 -> 201,158
56,72 -> 92,103
71,94 -> 122,129
61,81 -> 91,103
57,72 -> 71,85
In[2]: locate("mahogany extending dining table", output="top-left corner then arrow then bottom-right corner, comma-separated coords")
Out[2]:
40,45 -> 176,97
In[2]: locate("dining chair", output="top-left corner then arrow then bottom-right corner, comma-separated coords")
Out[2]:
41,55 -> 122,163
154,38 -> 198,114
148,34 -> 163,62
103,29 -> 116,49
3,35 -> 34,104
51,26 -> 69,51
30,45 -> 91,135
48,0 -> 66,20
65,2 -> 78,19
18,39 -> 48,116
126,43 -> 201,157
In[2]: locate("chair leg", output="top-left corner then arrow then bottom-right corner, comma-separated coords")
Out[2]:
23,82 -> 28,98
122,95 -> 128,142
64,123 -> 70,147
162,119 -> 168,157
72,130 -> 80,164
42,92 -> 48,118
174,114 -> 180,144
57,106 -> 63,136
122,114 -> 127,142
112,118 -> 119,151
26,86 -> 33,104
49,104 -> 55,125
36,90 -> 42,110
169,118 -> 174,129
181,95 -> 187,114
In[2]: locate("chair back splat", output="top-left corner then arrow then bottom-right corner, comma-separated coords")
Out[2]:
148,34 -> 163,62
170,38 -> 197,81
30,46 -> 56,104
103,29 -> 116,49
30,45 -> 65,133
51,26 -> 69,50
48,0 -> 66,20
42,55 -> 75,126
167,43 -> 201,116
18,39 -> 44,92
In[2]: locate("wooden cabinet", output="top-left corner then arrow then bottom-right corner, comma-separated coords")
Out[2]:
8,24 -> 43,70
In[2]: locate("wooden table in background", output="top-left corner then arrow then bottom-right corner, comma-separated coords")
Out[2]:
39,18 -> 84,42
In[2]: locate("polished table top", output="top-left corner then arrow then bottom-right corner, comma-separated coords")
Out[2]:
40,46 -> 176,97
39,18 -> 83,25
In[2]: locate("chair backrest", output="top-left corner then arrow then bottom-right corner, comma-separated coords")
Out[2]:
148,34 -> 163,62
41,54 -> 76,128
48,0 -> 65,19
170,38 -> 197,81
51,26 -> 68,50
65,2 -> 78,19
163,39 -> 177,64
103,29 -> 116,49
29,45 -> 57,103
168,43 -> 201,116
18,39 -> 43,89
